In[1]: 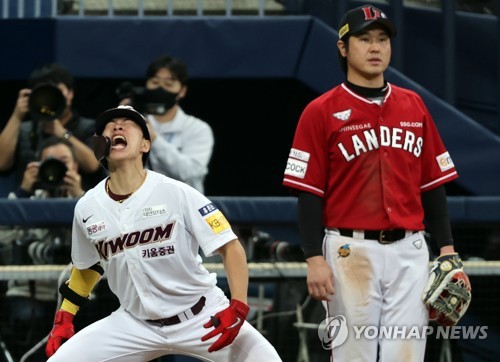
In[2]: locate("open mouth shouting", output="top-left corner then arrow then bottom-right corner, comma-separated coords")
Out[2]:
112,135 -> 127,150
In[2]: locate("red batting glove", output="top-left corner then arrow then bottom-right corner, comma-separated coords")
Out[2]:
201,299 -> 249,352
45,310 -> 75,357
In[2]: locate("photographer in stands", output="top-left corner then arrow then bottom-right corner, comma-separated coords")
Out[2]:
0,63 -> 106,191
0,136 -> 83,361
10,136 -> 85,199
117,55 -> 214,193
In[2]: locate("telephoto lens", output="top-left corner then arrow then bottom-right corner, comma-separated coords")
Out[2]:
28,83 -> 66,121
38,157 -> 68,189
247,231 -> 304,262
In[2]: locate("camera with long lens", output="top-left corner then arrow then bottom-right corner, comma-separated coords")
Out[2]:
116,81 -> 169,115
37,157 -> 68,190
11,236 -> 70,265
28,83 -> 66,122
26,83 -> 67,151
247,230 -> 304,262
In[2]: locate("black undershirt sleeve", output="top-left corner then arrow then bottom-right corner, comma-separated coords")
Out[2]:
421,185 -> 454,248
297,191 -> 325,259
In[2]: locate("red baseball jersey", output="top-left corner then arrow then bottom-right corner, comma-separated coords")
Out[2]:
283,83 -> 458,230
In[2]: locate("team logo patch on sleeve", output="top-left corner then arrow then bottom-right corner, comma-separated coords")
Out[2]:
436,152 -> 454,172
205,211 -> 230,234
198,203 -> 218,216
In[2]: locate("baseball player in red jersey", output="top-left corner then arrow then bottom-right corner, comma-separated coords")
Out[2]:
283,5 -> 471,361
45,105 -> 281,361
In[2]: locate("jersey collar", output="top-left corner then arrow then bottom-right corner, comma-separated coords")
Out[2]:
341,82 -> 392,105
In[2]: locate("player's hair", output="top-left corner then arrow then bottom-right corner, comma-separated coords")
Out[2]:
338,36 -> 350,75
146,55 -> 189,86
37,136 -> 77,162
28,63 -> 74,90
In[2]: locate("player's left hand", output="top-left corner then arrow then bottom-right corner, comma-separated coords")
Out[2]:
422,253 -> 472,326
201,299 -> 249,352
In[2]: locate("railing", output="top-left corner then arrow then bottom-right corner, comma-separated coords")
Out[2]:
0,196 -> 498,360
0,0 -> 286,18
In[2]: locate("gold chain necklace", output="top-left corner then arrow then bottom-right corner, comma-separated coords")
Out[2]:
107,171 -> 147,203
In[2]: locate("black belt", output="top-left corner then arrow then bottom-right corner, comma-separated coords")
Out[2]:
147,296 -> 206,326
338,229 -> 416,244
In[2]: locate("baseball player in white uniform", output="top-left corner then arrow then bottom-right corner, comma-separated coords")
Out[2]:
45,105 -> 281,361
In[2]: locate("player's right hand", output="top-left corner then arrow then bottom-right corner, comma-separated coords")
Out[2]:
306,256 -> 335,301
46,310 -> 75,358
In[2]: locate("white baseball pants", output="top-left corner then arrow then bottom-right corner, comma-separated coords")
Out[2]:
48,287 -> 281,362
323,229 -> 429,362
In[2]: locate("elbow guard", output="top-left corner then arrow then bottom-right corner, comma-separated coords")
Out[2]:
59,282 -> 91,307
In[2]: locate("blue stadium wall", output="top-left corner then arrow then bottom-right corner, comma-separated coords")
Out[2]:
0,14 -> 499,196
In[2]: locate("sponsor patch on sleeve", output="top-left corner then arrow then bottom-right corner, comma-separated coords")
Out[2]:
289,148 -> 310,162
198,203 -> 218,217
205,211 -> 230,234
87,221 -> 106,236
284,158 -> 308,179
436,152 -> 455,172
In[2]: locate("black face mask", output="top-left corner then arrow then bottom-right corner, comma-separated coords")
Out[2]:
142,88 -> 178,115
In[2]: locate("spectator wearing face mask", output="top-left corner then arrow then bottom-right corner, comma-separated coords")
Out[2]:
119,55 -> 214,194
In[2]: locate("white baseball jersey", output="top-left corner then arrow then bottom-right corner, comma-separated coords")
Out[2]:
71,170 -> 237,320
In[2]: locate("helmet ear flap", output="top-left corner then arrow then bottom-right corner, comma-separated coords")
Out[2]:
92,135 -> 112,169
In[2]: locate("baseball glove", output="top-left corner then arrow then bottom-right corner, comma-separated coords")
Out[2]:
422,253 -> 471,326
